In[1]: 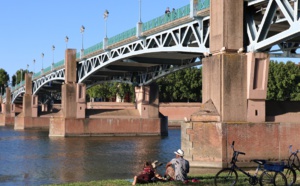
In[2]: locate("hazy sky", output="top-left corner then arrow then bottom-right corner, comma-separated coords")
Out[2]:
0,0 -> 189,79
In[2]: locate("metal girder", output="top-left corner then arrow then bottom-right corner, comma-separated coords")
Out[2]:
77,17 -> 210,86
246,0 -> 300,57
11,86 -> 25,103
32,69 -> 65,95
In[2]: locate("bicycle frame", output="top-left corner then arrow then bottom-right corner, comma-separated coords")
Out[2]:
288,145 -> 300,171
227,141 -> 263,184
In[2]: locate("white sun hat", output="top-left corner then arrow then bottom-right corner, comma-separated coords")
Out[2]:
174,149 -> 184,156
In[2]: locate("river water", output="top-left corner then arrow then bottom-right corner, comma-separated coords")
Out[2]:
0,126 -> 180,186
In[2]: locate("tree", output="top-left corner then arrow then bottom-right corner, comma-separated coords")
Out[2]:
176,67 -> 202,102
156,67 -> 202,102
267,61 -> 300,101
112,82 -> 132,102
157,73 -> 177,102
86,83 -> 111,102
0,68 -> 9,95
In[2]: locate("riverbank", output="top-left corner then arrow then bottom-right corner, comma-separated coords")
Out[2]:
44,174 -> 216,186
44,171 -> 300,186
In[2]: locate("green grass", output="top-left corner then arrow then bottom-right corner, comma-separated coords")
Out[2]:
43,171 -> 300,186
43,173 -> 248,186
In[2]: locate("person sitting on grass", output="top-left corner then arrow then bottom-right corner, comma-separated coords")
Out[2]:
132,161 -> 155,185
166,149 -> 190,182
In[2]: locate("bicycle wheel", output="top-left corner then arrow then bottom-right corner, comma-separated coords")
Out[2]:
282,166 -> 296,186
288,154 -> 300,171
259,171 -> 287,186
214,168 -> 238,186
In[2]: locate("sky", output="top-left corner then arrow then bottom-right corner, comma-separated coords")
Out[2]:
0,0 -> 189,79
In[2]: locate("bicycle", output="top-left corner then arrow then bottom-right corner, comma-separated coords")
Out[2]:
288,145 -> 300,172
282,145 -> 299,185
281,163 -> 296,186
214,141 -> 287,186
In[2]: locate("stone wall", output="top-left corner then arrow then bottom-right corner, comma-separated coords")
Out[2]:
182,121 -> 300,168
159,102 -> 201,127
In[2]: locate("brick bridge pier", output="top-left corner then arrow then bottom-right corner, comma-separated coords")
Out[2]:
182,0 -> 300,168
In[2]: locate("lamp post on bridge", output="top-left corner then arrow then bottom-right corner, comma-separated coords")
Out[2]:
33,59 -> 35,74
65,36 -> 69,49
52,45 -> 55,71
139,0 -> 142,23
80,25 -> 85,59
103,9 -> 109,49
20,69 -> 23,85
41,53 -> 44,74
137,0 -> 143,37
15,72 -> 17,87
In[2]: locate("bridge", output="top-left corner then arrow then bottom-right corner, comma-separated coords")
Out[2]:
0,0 -> 300,168
3,0 -> 300,105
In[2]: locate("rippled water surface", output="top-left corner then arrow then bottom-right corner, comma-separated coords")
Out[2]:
0,126 -> 180,186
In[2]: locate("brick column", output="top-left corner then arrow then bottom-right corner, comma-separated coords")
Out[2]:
49,49 -> 86,137
246,53 -> 270,122
135,83 -> 159,118
0,87 -> 14,126
182,0 -> 247,168
32,95 -> 38,117
0,96 -> 2,113
15,73 -> 36,129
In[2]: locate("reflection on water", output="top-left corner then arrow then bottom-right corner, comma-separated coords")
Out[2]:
0,126 -> 180,186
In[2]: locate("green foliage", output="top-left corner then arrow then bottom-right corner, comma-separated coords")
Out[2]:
86,82 -> 135,102
13,69 -> 30,85
267,61 -> 300,101
156,67 -> 202,102
0,68 -> 9,95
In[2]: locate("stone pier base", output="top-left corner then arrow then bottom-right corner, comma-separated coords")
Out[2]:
182,121 -> 300,168
14,114 -> 49,130
49,117 -> 166,137
0,114 -> 14,126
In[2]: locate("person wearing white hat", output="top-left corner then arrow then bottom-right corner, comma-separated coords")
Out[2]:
165,149 -> 190,182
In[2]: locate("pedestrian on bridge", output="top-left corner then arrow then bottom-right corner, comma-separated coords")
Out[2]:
165,7 -> 170,14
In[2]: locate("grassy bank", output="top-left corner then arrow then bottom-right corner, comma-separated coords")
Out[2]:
43,173 -> 269,186
44,174 -> 215,186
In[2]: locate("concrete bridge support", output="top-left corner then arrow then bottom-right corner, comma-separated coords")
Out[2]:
0,87 -> 15,126
135,84 -> 159,119
135,84 -> 168,135
0,96 -> 2,113
49,49 -> 86,136
181,0 -> 285,168
15,73 -> 44,129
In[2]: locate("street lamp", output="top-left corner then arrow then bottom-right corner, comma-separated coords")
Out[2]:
137,0 -> 143,37
80,25 -> 85,59
15,72 -> 18,86
103,10 -> 109,49
52,45 -> 55,70
21,69 -> 23,85
139,0 -> 142,23
33,59 -> 36,74
65,36 -> 69,49
104,10 -> 109,38
41,53 -> 44,73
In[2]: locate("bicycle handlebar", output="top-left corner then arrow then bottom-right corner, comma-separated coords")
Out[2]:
239,151 -> 246,155
289,145 -> 300,154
